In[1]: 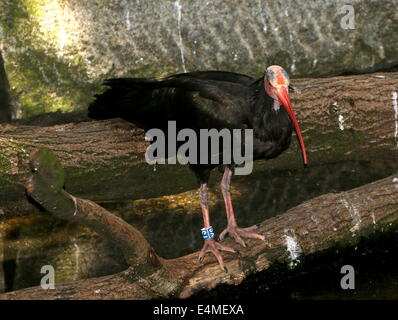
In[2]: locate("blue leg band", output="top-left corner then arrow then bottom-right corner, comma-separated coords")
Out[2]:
201,226 -> 215,240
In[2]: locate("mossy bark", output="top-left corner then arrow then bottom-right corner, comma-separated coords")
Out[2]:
25,149 -> 162,271
0,72 -> 397,216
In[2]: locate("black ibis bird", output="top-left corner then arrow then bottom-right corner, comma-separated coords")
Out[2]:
88,65 -> 307,270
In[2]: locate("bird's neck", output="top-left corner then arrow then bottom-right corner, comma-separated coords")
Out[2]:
263,79 -> 281,111
250,78 -> 281,114
249,78 -> 291,132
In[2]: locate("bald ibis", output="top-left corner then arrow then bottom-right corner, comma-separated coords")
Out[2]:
88,65 -> 307,271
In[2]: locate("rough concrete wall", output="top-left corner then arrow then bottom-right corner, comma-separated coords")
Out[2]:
0,0 -> 397,117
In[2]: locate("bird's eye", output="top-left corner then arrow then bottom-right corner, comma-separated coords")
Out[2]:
281,69 -> 290,83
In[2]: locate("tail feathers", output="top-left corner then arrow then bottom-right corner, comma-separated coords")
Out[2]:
88,78 -> 157,120
88,76 -> 191,121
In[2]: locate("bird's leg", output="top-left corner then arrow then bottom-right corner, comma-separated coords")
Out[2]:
198,183 -> 235,271
219,166 -> 265,247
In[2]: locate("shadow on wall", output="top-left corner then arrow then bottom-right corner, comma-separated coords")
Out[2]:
0,50 -> 11,122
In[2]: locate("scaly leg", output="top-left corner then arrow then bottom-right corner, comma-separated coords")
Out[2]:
219,166 -> 265,247
197,183 -> 235,271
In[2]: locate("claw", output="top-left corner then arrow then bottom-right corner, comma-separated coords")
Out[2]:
242,225 -> 259,232
219,224 -> 266,246
198,239 -> 236,271
239,239 -> 247,248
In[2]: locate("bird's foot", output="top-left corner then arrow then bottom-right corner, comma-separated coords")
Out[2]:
219,224 -> 265,247
198,239 -> 236,272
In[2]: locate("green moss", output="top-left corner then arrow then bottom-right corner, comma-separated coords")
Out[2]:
0,154 -> 11,176
63,158 -> 197,202
0,0 -> 99,118
309,129 -> 366,158
262,128 -> 368,170
31,148 -> 65,189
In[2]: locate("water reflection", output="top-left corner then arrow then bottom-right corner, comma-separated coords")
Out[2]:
0,160 -> 396,295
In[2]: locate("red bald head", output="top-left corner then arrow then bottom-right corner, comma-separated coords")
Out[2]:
266,65 -> 290,87
264,65 -> 307,166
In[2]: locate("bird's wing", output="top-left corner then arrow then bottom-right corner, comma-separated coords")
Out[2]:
95,72 -> 259,129
165,71 -> 255,86
157,76 -> 255,127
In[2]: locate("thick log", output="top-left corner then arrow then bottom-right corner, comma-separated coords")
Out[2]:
25,149 -> 162,271
0,118 -> 199,215
0,149 -> 396,299
0,72 -> 397,215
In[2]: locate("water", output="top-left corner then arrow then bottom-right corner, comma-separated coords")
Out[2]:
174,0 -> 187,73
193,231 -> 398,300
0,159 -> 396,297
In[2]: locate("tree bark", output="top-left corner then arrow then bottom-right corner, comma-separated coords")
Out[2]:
0,149 -> 396,299
26,149 -> 162,269
0,72 -> 397,215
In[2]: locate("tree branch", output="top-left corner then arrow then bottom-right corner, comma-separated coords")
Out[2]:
1,149 -> 396,299
1,72 -> 398,215
26,149 -> 163,271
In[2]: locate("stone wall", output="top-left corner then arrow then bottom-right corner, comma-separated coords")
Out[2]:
0,0 -> 397,117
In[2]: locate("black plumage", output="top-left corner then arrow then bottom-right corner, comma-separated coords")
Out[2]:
88,66 -> 307,270
89,71 -> 294,163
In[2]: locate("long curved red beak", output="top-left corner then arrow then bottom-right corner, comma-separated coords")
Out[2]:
275,86 -> 308,166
